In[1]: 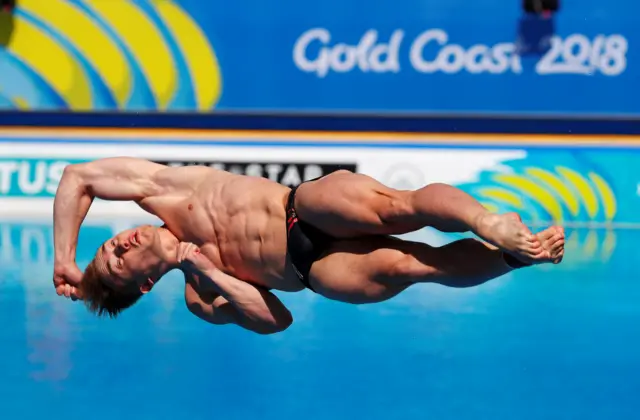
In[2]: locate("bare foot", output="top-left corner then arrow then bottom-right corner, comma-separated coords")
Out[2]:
530,226 -> 565,264
475,212 -> 543,261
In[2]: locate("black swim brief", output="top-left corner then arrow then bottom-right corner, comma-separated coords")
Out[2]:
285,180 -> 335,292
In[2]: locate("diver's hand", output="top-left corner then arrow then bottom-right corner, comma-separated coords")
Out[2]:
53,261 -> 83,301
177,242 -> 216,274
55,284 -> 83,301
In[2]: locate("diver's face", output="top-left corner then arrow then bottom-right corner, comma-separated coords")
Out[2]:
95,225 -> 165,292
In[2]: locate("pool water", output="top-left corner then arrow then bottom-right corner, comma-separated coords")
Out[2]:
0,219 -> 638,420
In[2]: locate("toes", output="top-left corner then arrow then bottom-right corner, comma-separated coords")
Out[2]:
535,230 -> 564,249
549,234 -> 565,248
551,236 -> 565,249
524,246 -> 547,260
522,242 -> 542,256
552,226 -> 565,239
531,249 -> 551,261
526,237 -> 564,261
550,234 -> 564,245
533,228 -> 555,243
553,249 -> 565,264
537,232 -> 554,242
552,245 -> 565,259
529,238 -> 542,248
550,240 -> 565,260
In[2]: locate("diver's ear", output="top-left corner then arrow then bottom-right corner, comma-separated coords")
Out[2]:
139,278 -> 155,294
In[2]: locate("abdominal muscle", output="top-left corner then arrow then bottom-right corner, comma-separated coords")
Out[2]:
160,173 -> 306,292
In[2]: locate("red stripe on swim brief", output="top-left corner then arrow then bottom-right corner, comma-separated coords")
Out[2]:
287,217 -> 298,233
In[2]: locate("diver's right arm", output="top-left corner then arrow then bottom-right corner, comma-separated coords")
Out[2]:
53,158 -> 166,290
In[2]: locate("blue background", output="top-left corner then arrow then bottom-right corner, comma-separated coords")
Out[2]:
185,0 -> 638,115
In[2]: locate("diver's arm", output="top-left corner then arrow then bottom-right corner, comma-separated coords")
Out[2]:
52,158 -> 166,296
184,270 -> 293,335
53,157 -> 165,266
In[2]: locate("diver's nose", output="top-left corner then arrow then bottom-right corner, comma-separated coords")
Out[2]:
116,240 -> 131,253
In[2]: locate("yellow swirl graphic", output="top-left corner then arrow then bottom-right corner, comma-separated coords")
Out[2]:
151,0 -> 221,109
565,230 -> 581,254
85,0 -> 177,109
13,97 -> 29,109
601,229 -> 616,261
477,187 -> 524,209
492,173 -> 565,221
18,0 -> 132,107
555,167 -> 599,219
477,186 -> 541,222
461,159 -> 619,265
525,167 -> 580,217
589,172 -> 617,221
569,229 -> 615,265
10,15 -> 92,109
582,229 -> 599,259
466,162 -> 617,225
1,0 -> 222,111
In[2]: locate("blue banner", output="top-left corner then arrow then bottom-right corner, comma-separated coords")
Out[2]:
0,0 -> 637,115
0,157 -> 83,197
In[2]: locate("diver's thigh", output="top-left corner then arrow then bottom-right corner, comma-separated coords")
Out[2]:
308,237 -> 412,304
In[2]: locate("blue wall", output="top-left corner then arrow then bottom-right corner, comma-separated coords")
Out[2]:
199,0 -> 637,115
1,0 -> 638,117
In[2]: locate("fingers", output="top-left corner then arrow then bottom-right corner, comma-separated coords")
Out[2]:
177,242 -> 200,263
176,242 -> 188,263
64,284 -> 79,299
179,243 -> 191,263
56,284 -> 82,301
183,243 -> 197,261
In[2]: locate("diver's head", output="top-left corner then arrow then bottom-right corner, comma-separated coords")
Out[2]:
80,225 -> 178,317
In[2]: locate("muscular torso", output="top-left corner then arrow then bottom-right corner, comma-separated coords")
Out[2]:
139,166 -> 304,292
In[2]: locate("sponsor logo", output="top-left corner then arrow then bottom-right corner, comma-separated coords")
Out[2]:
454,154 -> 621,265
0,157 -> 357,197
0,158 -> 81,197
155,160 -> 357,187
293,28 -> 628,77
1,0 -> 220,112
457,157 -> 617,224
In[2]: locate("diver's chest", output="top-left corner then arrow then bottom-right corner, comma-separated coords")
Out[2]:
160,200 -> 216,244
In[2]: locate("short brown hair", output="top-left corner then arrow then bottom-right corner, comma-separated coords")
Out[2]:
80,259 -> 143,318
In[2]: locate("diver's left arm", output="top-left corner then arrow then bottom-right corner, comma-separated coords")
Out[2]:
181,249 -> 293,335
